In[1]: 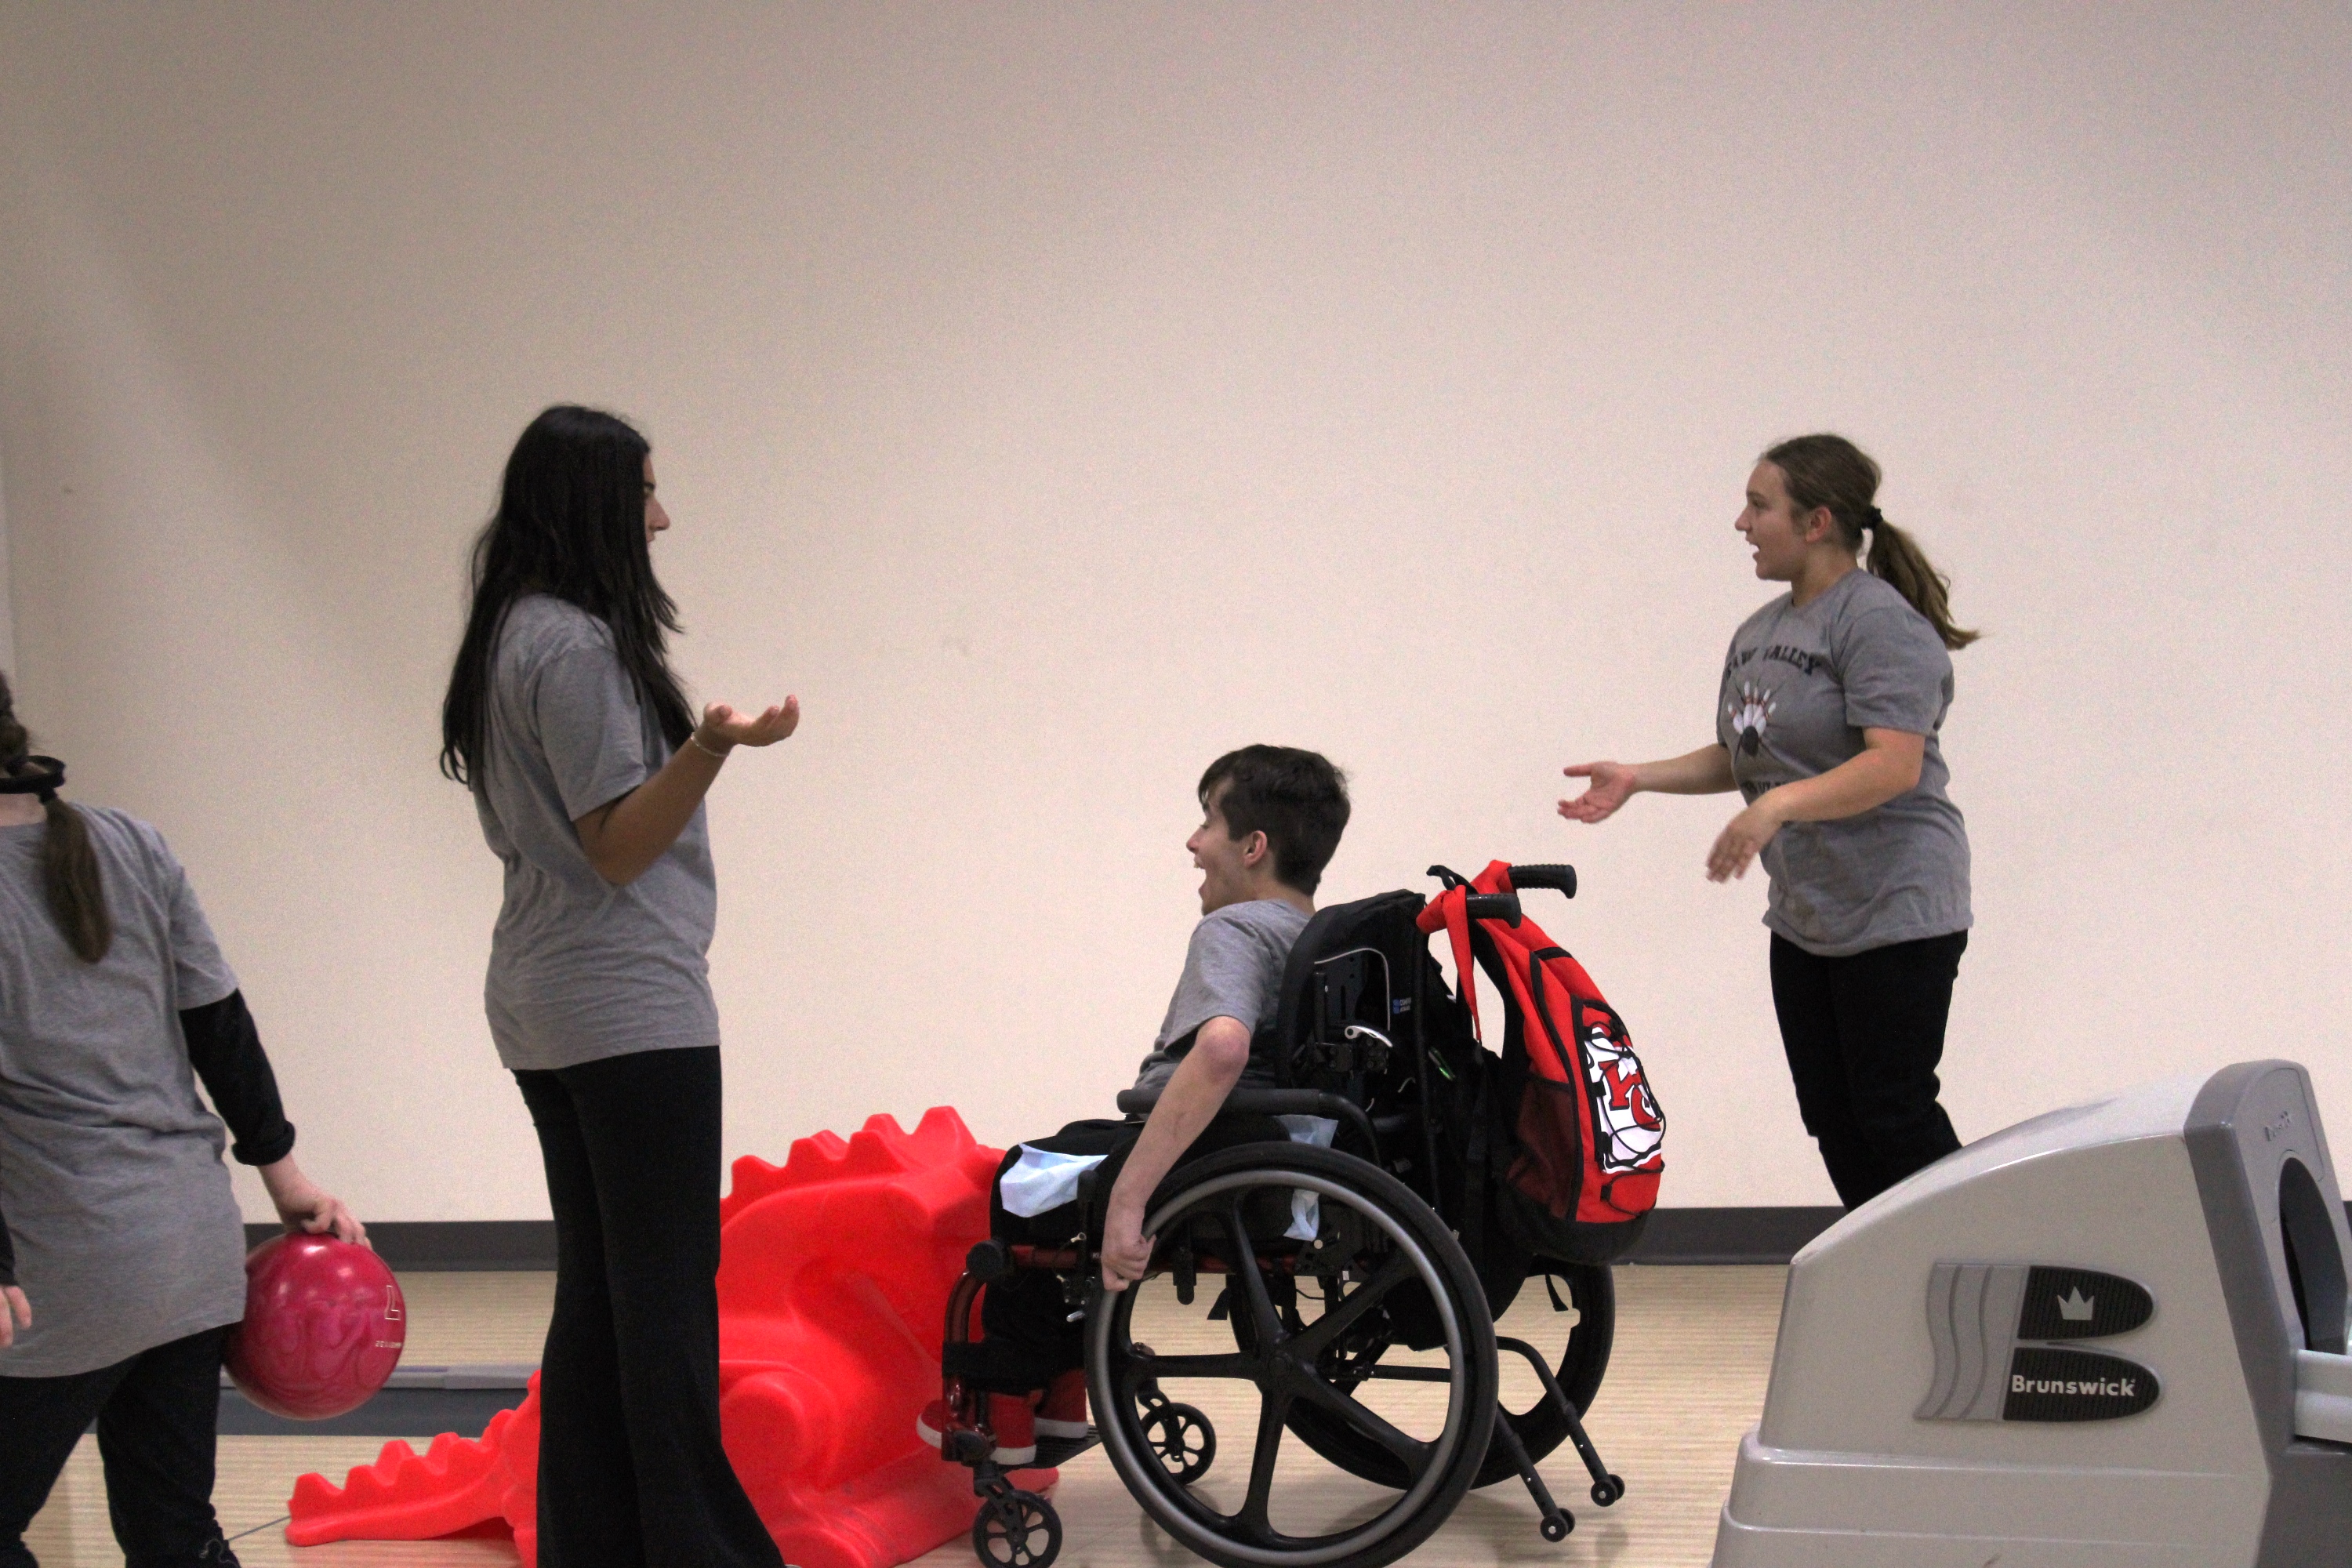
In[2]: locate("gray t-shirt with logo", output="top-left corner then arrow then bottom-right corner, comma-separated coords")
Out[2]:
0,808 -> 249,1377
474,595 -> 720,1072
1132,899 -> 1308,1094
1717,570 -> 1972,957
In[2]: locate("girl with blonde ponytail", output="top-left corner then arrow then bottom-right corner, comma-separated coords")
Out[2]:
1,670 -> 365,1568
1557,435 -> 1979,1208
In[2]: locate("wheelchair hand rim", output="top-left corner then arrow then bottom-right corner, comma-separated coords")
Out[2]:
1087,1163 -> 1476,1567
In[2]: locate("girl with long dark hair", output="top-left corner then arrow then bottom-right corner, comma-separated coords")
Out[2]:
0,670 -> 362,1568
441,405 -> 797,1568
1559,434 -> 1977,1208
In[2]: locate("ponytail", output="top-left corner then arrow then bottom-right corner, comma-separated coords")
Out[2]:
1763,434 -> 1980,651
0,671 -> 112,964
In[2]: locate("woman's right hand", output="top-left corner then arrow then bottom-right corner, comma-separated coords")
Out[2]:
695,698 -> 800,753
1,1285 -> 29,1349
1559,760 -> 1639,823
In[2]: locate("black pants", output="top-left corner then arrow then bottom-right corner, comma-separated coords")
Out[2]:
976,1112 -> 1285,1392
1770,931 -> 1968,1208
0,1327 -> 237,1568
513,1047 -> 783,1568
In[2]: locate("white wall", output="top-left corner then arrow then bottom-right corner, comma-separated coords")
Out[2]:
1,3 -> 2346,1221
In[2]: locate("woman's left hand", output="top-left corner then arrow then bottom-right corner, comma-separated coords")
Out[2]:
1707,799 -> 1784,883
259,1156 -> 368,1246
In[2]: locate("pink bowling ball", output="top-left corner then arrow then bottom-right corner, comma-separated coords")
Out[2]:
224,1233 -> 405,1420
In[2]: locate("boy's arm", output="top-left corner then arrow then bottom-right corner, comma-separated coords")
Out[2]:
1100,1016 -> 1251,1290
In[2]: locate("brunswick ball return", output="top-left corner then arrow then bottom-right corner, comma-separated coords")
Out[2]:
1715,1060 -> 2352,1568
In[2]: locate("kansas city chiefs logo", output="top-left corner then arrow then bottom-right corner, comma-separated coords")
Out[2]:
1726,680 -> 1773,757
1584,1027 -> 1665,1171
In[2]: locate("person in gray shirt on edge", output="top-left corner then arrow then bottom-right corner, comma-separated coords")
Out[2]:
1559,434 -> 1980,1209
439,407 -> 797,1568
916,746 -> 1349,1465
0,671 -> 364,1568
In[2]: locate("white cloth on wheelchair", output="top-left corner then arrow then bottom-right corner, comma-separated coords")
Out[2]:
997,1145 -> 1109,1218
998,1114 -> 1341,1229
1276,1115 -> 1339,1240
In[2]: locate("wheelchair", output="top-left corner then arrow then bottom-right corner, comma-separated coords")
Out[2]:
935,864 -> 1631,1568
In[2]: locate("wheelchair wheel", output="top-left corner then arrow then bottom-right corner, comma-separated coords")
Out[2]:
1475,1259 -> 1613,1489
972,1489 -> 1060,1568
1141,1401 -> 1216,1484
1088,1145 -> 1497,1568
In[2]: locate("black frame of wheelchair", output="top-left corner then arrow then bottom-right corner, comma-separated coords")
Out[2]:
938,864 -> 1625,1568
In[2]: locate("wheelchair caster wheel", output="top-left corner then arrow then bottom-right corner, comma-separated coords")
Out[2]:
1541,1512 -> 1573,1542
972,1489 -> 1060,1568
1140,1402 -> 1216,1485
1591,1473 -> 1624,1507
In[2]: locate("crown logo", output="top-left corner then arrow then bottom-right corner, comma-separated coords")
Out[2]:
2057,1287 -> 2096,1323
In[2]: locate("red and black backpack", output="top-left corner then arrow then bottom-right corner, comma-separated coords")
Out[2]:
1420,861 -> 1666,1264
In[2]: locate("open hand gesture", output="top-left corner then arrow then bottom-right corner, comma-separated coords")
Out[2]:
696,698 -> 800,753
1558,760 -> 1638,824
1706,800 -> 1784,883
0,1286 -> 27,1350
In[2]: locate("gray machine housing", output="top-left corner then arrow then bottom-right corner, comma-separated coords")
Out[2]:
1713,1060 -> 2352,1567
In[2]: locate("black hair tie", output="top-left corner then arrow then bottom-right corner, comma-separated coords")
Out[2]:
1864,506 -> 1885,531
0,756 -> 66,804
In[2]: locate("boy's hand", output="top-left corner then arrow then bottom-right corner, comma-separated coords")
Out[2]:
0,1285 -> 28,1349
1100,1203 -> 1154,1292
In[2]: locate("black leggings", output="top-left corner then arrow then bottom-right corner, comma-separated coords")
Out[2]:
1770,931 -> 1968,1208
512,1047 -> 783,1568
0,1326 -> 236,1568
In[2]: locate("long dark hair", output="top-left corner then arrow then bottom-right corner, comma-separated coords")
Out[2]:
0,671 -> 111,964
440,405 -> 695,785
1764,433 -> 1980,650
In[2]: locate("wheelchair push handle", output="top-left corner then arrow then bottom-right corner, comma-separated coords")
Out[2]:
1464,892 -> 1523,926
1507,862 -> 1577,899
1426,862 -> 1577,927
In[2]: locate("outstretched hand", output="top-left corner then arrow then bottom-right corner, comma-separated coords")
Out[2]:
0,1285 -> 28,1349
697,698 -> 800,753
1558,760 -> 1638,824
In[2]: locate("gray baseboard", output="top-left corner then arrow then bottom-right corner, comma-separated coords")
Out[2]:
252,1207 -> 1841,1272
251,1203 -> 2352,1272
246,1220 -> 557,1271
1624,1206 -> 1845,1265
216,1385 -> 528,1437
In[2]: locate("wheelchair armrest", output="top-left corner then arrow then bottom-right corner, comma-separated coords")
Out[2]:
1115,1087 -> 1380,1162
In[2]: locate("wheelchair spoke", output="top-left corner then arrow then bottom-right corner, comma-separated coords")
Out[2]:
1234,1386 -> 1293,1541
1294,1373 -> 1432,1473
1293,1250 -> 1417,1359
1223,1197 -> 1287,1351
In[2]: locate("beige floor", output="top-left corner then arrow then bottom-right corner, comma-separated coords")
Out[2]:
26,1266 -> 1783,1568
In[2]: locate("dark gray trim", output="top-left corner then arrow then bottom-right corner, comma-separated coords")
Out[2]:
1623,1206 -> 1844,1265
245,1220 -> 557,1271
216,1386 -> 527,1437
252,1203 -> 2350,1272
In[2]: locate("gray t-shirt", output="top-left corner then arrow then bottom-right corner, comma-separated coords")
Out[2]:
1132,899 -> 1309,1094
474,595 -> 720,1072
0,808 -> 249,1377
1717,570 -> 1973,957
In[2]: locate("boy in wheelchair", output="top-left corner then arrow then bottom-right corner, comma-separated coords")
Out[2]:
918,744 -> 1350,1464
